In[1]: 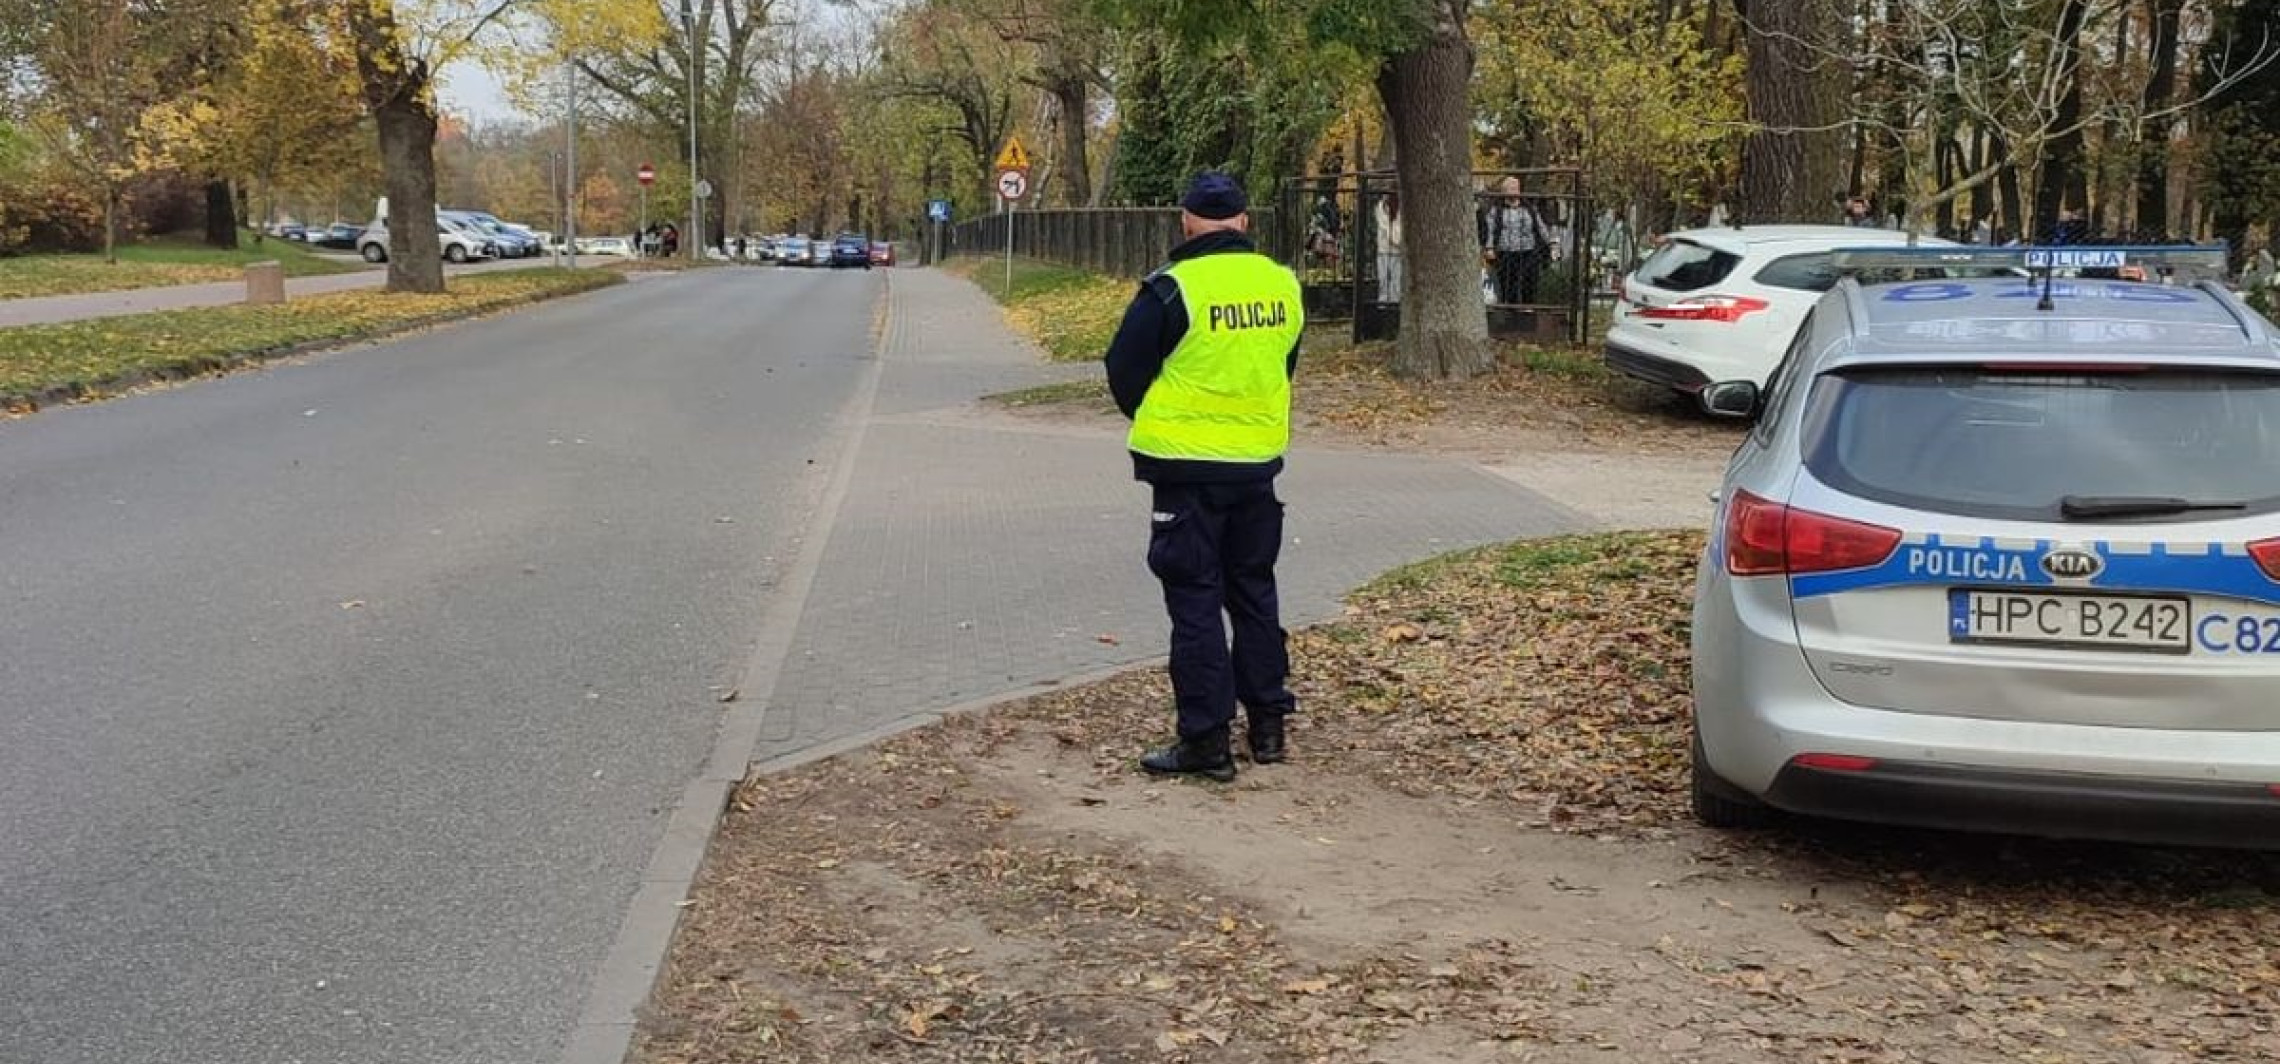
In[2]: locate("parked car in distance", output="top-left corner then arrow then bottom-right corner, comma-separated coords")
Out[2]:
447,211 -> 538,258
1605,225 -> 1961,398
576,236 -> 635,257
830,233 -> 871,269
310,223 -> 365,250
869,241 -> 896,267
358,215 -> 495,264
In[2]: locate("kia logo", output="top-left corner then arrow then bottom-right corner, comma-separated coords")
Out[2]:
2040,547 -> 2104,580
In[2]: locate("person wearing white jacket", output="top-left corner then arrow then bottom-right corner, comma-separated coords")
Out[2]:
1373,193 -> 1403,302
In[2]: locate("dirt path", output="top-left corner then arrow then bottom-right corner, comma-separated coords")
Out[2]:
638,700 -> 2280,1064
637,533 -> 2280,1064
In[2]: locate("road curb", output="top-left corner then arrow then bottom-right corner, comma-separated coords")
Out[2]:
0,271 -> 624,414
560,272 -> 896,1064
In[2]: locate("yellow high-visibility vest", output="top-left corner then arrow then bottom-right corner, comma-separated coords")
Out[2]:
1128,252 -> 1304,463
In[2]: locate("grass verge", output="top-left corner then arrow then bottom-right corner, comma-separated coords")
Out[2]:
0,236 -> 356,301
984,377 -> 1113,411
944,255 -> 1129,363
1,267 -> 621,411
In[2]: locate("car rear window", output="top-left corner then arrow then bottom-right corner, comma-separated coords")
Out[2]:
1754,253 -> 1842,292
1804,367 -> 2280,521
1634,240 -> 1740,292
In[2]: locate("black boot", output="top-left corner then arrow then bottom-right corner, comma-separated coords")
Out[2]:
1140,730 -> 1237,782
1247,714 -> 1287,765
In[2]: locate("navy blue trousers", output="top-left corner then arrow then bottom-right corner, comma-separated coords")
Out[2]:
1146,480 -> 1296,740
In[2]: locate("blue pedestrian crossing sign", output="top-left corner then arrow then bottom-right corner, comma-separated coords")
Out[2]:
927,199 -> 952,223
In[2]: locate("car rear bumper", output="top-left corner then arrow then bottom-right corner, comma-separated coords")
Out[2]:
1693,574 -> 2280,847
1604,340 -> 1710,391
1766,758 -> 2280,849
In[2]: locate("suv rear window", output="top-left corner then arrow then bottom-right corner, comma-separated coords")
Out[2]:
1804,367 -> 2280,521
1634,240 -> 1740,292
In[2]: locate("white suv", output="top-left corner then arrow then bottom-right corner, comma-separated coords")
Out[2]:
357,215 -> 495,265
1605,225 -> 1956,399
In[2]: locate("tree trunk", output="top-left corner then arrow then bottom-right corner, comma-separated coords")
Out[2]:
1967,127 -> 1991,233
350,0 -> 445,293
204,180 -> 238,248
1735,0 -> 1847,223
1049,74 -> 1090,209
1935,134 -> 1957,237
2135,0 -> 2182,238
2032,0 -> 2088,239
1376,0 -> 1490,381
102,187 -> 118,264
372,98 -> 445,292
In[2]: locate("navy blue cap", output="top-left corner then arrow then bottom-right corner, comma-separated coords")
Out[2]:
1180,172 -> 1248,220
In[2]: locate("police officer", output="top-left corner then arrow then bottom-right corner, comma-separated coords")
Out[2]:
1104,172 -> 1304,782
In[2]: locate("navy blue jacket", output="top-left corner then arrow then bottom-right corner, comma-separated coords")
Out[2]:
1103,230 -> 1301,483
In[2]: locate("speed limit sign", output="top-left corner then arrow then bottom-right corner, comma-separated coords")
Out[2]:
996,168 -> 1030,202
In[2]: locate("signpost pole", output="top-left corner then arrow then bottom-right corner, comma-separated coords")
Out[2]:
1004,198 -> 1015,298
564,59 -> 577,271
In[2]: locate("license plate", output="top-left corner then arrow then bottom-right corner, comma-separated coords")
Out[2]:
1948,589 -> 2192,654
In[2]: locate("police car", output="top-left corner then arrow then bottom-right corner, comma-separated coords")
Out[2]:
1688,244 -> 2280,848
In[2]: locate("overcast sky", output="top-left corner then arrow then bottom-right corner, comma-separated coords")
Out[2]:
438,61 -> 524,126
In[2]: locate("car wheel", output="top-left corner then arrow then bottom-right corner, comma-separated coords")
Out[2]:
1690,725 -> 1775,829
361,243 -> 386,264
445,244 -> 468,264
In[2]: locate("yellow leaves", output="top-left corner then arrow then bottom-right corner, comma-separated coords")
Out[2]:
989,264 -> 1132,363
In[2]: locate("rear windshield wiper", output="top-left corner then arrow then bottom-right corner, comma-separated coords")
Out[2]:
2059,495 -> 2250,520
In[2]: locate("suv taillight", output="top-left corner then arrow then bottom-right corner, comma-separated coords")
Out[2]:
1725,490 -> 1902,576
1638,295 -> 1770,323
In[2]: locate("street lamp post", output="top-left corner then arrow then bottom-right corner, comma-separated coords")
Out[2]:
546,150 -> 562,261
564,59 -> 578,270
682,0 -> 700,261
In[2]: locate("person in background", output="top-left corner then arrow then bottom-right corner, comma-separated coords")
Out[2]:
1102,172 -> 1306,782
1479,176 -> 1551,305
1373,192 -> 1403,302
1843,196 -> 1877,228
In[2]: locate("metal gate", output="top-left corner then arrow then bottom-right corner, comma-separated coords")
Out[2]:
1281,168 -> 1592,345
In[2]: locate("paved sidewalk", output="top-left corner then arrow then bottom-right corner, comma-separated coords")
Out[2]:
751,268 -> 1588,762
0,258 -> 564,329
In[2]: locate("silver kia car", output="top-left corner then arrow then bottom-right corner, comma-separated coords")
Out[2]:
1689,245 -> 2280,848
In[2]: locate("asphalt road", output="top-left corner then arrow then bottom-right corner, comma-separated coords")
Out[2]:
0,268 -> 879,1064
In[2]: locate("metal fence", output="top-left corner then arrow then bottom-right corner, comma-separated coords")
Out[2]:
1284,168 -> 1592,344
946,207 -> 1289,280
941,171 -> 1594,346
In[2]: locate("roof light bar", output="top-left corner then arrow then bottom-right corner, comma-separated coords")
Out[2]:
1827,243 -> 2231,274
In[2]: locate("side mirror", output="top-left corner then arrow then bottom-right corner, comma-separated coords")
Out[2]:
1699,380 -> 1762,420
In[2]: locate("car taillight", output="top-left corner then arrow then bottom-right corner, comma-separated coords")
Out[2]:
1725,490 -> 1902,577
2251,539 -> 2280,582
1725,490 -> 1789,575
1636,294 -> 1770,323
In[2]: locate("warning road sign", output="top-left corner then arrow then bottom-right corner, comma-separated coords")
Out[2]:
993,136 -> 1031,171
996,169 -> 1030,202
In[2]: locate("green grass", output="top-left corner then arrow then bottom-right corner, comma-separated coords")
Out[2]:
1,268 -> 620,408
955,257 -> 1110,305
0,235 -> 356,301
1509,342 -> 1616,381
1359,532 -> 1679,599
987,378 -> 1113,409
